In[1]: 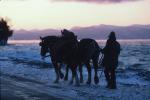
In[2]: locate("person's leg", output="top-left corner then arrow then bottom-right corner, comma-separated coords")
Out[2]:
110,68 -> 116,89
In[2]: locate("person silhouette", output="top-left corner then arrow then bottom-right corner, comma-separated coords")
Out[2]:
102,31 -> 121,89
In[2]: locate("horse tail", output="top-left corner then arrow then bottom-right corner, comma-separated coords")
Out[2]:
91,40 -> 104,68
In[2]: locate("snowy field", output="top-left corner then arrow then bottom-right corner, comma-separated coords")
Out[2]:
0,39 -> 150,100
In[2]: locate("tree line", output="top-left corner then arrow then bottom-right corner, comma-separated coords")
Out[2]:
0,18 -> 13,45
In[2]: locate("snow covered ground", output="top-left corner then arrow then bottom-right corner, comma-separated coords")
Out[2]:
0,40 -> 150,100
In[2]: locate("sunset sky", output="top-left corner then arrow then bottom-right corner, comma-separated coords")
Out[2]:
0,0 -> 150,30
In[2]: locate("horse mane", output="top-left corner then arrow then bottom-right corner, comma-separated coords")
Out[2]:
61,29 -> 77,40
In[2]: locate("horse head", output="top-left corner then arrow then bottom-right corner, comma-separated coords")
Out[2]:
39,36 -> 60,58
39,36 -> 49,58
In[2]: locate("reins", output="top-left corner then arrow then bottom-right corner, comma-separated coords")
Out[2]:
42,48 -> 51,59
98,53 -> 104,78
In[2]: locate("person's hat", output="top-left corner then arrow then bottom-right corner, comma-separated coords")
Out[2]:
109,31 -> 116,40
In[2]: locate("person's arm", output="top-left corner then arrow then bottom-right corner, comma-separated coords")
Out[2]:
116,42 -> 121,55
119,44 -> 121,55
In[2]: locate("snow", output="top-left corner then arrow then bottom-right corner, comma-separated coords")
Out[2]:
0,40 -> 150,100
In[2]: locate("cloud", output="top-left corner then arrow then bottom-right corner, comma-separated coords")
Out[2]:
53,0 -> 141,4
0,0 -> 29,1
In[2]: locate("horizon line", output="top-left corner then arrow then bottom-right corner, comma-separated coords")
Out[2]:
13,24 -> 150,31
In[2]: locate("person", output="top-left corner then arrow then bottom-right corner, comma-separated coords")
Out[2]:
102,31 -> 121,89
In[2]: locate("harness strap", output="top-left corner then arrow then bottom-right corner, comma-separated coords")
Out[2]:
98,54 -> 104,66
42,47 -> 51,59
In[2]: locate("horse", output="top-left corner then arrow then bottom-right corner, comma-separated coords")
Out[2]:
39,29 -> 102,85
64,38 -> 102,84
39,30 -> 80,86
39,35 -> 65,79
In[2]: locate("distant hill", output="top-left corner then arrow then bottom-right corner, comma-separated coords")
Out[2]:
11,24 -> 150,40
11,29 -> 60,40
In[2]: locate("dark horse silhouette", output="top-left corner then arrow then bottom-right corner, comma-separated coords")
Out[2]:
39,30 -> 102,85
64,38 -> 102,84
39,32 -> 80,86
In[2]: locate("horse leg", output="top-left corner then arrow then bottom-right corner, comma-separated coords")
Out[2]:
79,64 -> 83,83
93,58 -> 99,85
75,71 -> 80,86
85,62 -> 91,85
64,65 -> 69,81
73,65 -> 80,86
69,66 -> 74,85
58,63 -> 64,79
53,62 -> 60,83
69,65 -> 80,86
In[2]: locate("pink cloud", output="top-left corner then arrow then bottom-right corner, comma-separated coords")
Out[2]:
53,0 -> 141,4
